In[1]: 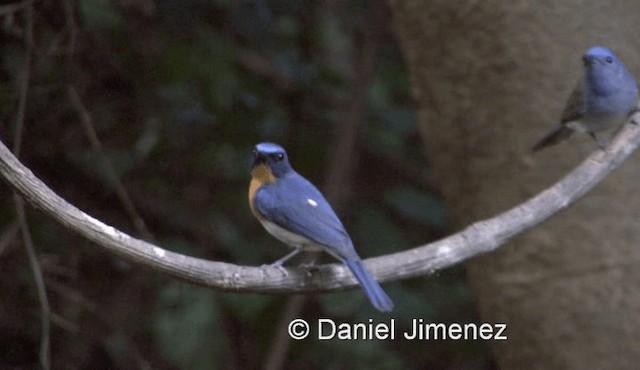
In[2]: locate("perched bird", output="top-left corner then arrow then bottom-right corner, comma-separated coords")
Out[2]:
532,46 -> 638,152
248,142 -> 394,312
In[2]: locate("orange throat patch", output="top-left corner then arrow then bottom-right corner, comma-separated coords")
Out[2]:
248,164 -> 276,214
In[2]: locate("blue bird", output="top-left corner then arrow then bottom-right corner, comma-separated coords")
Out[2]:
533,46 -> 639,151
248,142 -> 394,312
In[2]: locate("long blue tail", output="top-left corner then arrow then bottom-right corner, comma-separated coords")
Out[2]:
344,259 -> 394,312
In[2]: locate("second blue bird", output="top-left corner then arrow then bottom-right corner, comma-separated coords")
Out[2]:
248,142 -> 394,312
533,46 -> 639,151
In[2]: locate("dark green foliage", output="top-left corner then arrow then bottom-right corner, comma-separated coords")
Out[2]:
0,1 -> 492,368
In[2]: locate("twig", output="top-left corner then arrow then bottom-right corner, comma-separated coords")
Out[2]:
11,3 -> 51,370
46,280 -> 152,369
321,0 -> 384,206
14,195 -> 50,370
62,0 -> 77,57
236,50 -> 296,91
0,115 -> 638,293
0,1 -> 31,16
67,86 -> 155,241
49,312 -> 80,334
0,221 -> 20,256
12,0 -> 33,157
264,295 -> 306,370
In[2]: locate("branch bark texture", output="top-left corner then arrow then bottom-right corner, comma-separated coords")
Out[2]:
0,118 -> 639,293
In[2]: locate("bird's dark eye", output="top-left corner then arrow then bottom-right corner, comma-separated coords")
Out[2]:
269,153 -> 284,161
267,152 -> 284,161
606,56 -> 613,64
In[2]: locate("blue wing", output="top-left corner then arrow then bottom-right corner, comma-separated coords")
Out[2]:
253,171 -> 358,259
254,171 -> 395,312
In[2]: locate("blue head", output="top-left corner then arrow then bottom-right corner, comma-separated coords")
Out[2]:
582,46 -> 631,95
252,142 -> 292,179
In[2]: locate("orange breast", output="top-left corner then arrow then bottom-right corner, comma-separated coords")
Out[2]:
248,164 -> 276,217
248,178 -> 262,216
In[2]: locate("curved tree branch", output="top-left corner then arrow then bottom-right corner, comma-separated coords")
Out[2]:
0,116 -> 639,294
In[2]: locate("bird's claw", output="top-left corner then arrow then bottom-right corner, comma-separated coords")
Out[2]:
261,262 -> 289,276
596,140 -> 608,151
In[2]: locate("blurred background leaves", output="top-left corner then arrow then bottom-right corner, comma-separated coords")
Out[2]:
0,0 -> 492,368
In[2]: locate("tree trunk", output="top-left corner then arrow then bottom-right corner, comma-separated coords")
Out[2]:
390,1 -> 640,368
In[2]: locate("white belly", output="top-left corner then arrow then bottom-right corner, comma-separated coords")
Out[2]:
260,219 -> 324,252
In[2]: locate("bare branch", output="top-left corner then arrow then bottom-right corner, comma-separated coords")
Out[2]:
67,86 -> 155,241
0,117 -> 638,293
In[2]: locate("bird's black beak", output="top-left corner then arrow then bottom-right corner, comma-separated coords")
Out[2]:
252,150 -> 267,167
